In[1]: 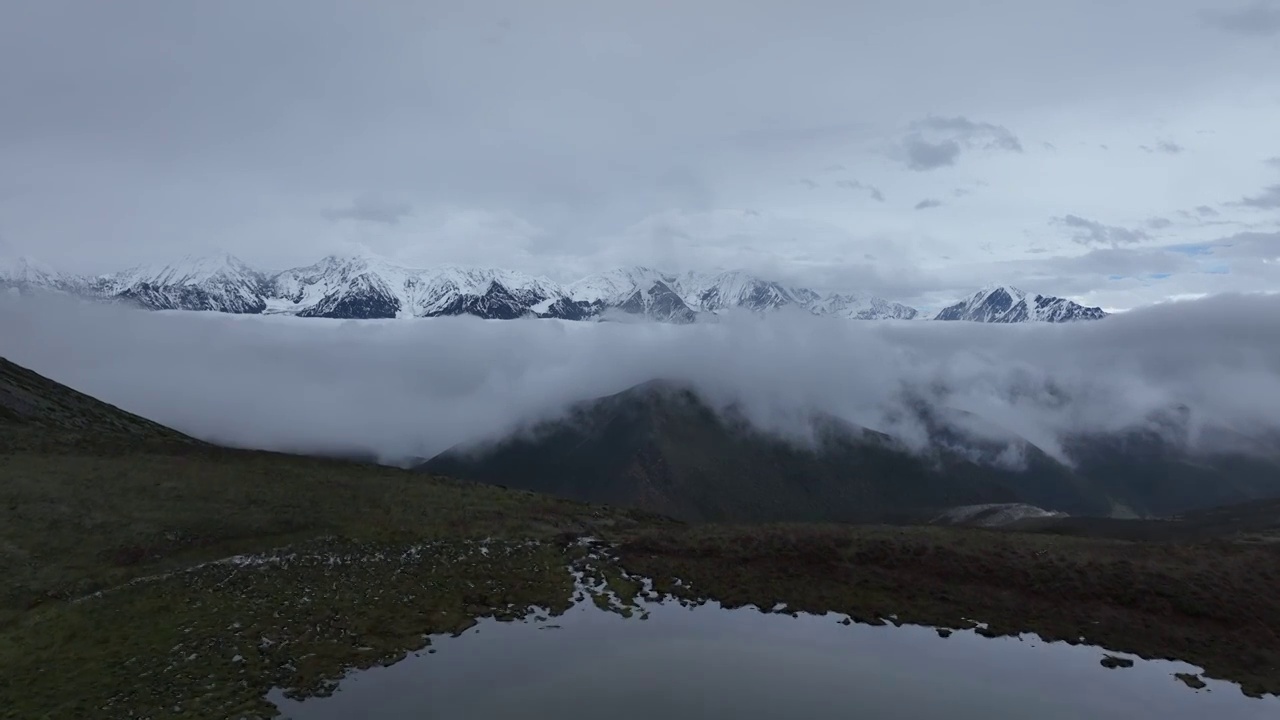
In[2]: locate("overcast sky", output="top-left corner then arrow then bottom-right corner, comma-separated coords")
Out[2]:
1,0 -> 1278,311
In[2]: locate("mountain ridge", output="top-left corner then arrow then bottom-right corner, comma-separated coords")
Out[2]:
3,252 -> 1106,324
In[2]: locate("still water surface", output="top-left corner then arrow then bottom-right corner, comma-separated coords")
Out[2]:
271,595 -> 1276,720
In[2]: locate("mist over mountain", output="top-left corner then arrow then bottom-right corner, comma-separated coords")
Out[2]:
422,379 -> 1280,520
421,380 -> 1026,522
1,252 -> 1101,324
1,290 -> 1276,478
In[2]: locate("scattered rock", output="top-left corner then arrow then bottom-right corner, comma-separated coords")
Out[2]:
1175,673 -> 1207,690
1100,655 -> 1133,669
936,628 -> 952,638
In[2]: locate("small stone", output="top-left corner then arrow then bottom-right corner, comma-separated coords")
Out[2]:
1175,673 -> 1207,690
936,628 -> 953,638
1100,655 -> 1133,669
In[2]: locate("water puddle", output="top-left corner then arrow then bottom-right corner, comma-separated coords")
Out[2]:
270,586 -> 1276,719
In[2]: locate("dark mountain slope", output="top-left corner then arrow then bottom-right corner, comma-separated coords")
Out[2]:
1063,428 -> 1280,518
423,381 -> 1280,522
907,405 -> 1115,515
0,357 -> 195,451
421,381 -> 1037,522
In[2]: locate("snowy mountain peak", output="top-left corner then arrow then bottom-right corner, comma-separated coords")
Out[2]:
297,255 -> 561,296
569,267 -> 674,305
567,266 -> 919,321
0,255 -> 64,285
107,253 -> 261,287
677,269 -> 801,313
975,284 -> 1027,300
936,286 -> 1107,323
268,256 -> 572,319
7,253 -> 1106,325
810,292 -> 920,320
94,253 -> 268,314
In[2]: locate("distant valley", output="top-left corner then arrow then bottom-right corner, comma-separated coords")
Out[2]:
1,253 -> 1107,324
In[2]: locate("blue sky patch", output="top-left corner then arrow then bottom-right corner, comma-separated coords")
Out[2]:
1167,243 -> 1215,256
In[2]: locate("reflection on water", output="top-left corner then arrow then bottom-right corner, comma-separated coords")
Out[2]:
271,594 -> 1277,720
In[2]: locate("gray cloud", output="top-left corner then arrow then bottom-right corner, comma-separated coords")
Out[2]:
914,198 -> 943,210
955,232 -> 1280,313
1207,231 -> 1280,257
902,135 -> 963,171
1054,215 -> 1150,247
1146,216 -> 1173,229
1140,140 -> 1185,154
1199,1 -> 1280,36
799,178 -> 819,190
1267,157 -> 1280,168
915,115 -> 1024,152
4,292 -> 1280,466
834,179 -> 886,202
898,115 -> 1023,171
322,195 -> 413,225
1196,205 -> 1220,217
1234,184 -> 1280,209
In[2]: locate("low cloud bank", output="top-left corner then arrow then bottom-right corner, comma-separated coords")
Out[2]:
2,293 -> 1279,466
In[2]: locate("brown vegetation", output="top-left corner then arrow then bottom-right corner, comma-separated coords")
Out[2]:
612,523 -> 1280,697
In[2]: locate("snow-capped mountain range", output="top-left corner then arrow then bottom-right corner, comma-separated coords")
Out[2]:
935,285 -> 1108,323
91,255 -> 270,314
1,253 -> 1108,324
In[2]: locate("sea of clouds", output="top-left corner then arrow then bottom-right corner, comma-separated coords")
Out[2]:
2,291 -> 1279,466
